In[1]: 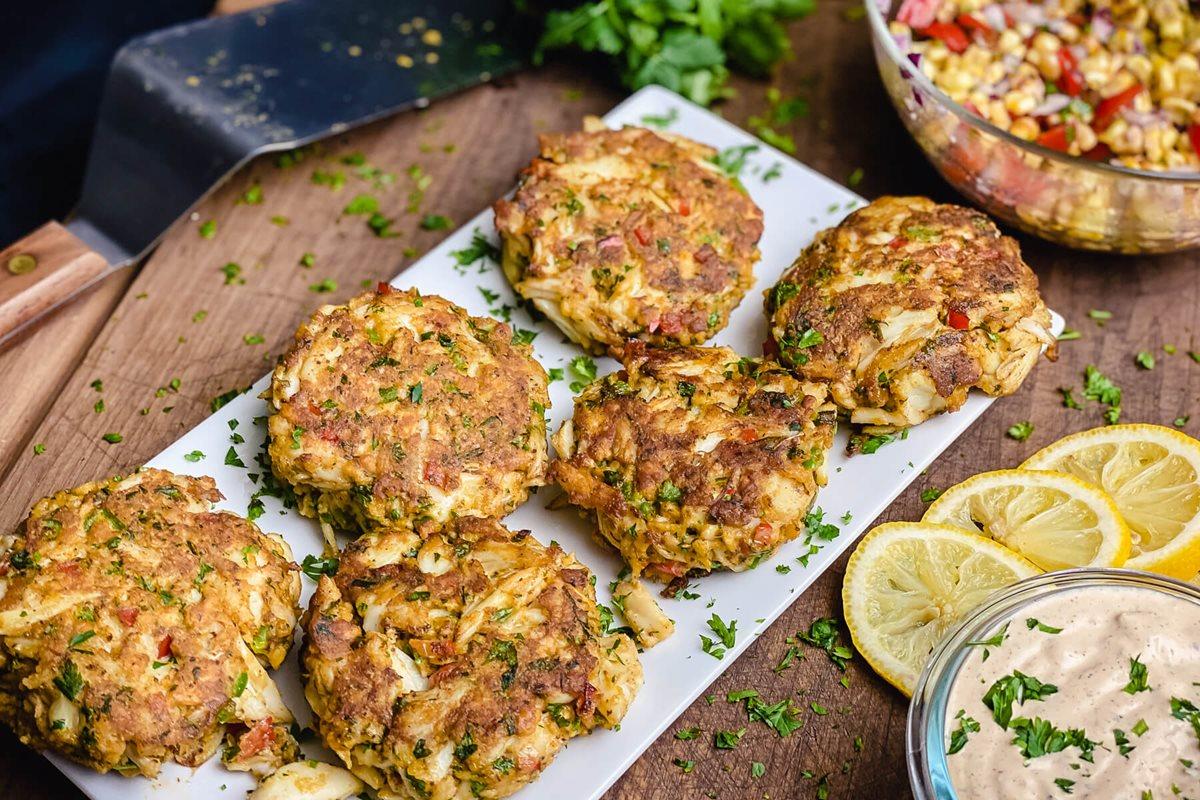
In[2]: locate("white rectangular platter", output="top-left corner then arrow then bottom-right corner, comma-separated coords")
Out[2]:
56,84 -> 1062,800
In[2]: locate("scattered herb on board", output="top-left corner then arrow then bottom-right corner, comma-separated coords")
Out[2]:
32,443 -> 45,456
237,183 -> 263,205
309,279 -> 338,294
713,727 -> 746,750
198,219 -> 216,239
1059,388 -> 1082,409
1057,328 -> 1081,341
101,433 -> 123,444
1006,421 -> 1034,441
1087,309 -> 1112,325
220,262 -> 244,285
674,726 -> 701,741
920,487 -> 943,503
797,617 -> 853,671
420,214 -> 452,231
1135,351 -> 1156,370
1082,365 -> 1122,424
673,758 -> 695,773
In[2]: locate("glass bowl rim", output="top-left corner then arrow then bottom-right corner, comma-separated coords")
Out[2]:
863,0 -> 1200,184
904,567 -> 1200,800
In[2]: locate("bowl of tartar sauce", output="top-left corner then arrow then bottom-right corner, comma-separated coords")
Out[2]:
907,569 -> 1200,799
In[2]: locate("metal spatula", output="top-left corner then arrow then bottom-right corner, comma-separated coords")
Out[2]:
0,0 -> 519,348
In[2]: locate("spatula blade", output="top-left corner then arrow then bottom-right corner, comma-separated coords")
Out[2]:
71,0 -> 520,267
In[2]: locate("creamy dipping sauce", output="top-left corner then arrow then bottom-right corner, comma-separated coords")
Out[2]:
945,585 -> 1200,799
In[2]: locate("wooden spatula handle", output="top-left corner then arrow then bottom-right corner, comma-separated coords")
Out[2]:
0,222 -> 111,345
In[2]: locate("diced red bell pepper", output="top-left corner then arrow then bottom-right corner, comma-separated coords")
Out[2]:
1036,125 -> 1072,152
889,235 -> 909,249
117,607 -> 139,626
1094,84 -> 1141,131
947,309 -> 970,330
739,427 -> 758,442
919,21 -> 971,54
633,226 -> 651,247
238,718 -> 277,758
956,14 -> 997,45
376,282 -> 393,295
752,522 -> 774,547
157,635 -> 173,659
1083,143 -> 1114,162
1188,124 -> 1200,156
677,198 -> 690,216
1056,50 -> 1085,96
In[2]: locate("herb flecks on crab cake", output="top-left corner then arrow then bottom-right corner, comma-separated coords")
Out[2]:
494,118 -> 764,357
0,469 -> 301,778
551,342 -> 836,584
765,196 -> 1053,434
302,516 -> 642,800
268,285 -> 550,537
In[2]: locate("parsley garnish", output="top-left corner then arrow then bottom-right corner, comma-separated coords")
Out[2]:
1025,618 -> 1062,634
982,670 -> 1058,729
1123,655 -> 1151,694
300,554 -> 339,580
53,659 -> 84,701
713,727 -> 746,750
798,617 -> 852,671
1006,421 -> 1033,441
700,613 -> 737,659
947,709 -> 980,755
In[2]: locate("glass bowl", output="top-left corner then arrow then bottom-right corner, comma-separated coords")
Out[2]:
906,568 -> 1200,800
865,0 -> 1200,254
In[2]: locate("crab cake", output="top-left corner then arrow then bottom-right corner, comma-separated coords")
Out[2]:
764,196 -> 1054,434
551,342 -> 836,583
268,285 -> 550,536
493,119 -> 764,357
0,469 -> 301,778
302,516 -> 642,800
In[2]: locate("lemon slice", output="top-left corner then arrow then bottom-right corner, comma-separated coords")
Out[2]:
922,469 -> 1131,571
842,522 -> 1039,696
1021,424 -> 1200,579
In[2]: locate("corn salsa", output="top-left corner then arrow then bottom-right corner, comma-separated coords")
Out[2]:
892,0 -> 1200,171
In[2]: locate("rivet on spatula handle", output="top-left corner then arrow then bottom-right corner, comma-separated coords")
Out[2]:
0,222 -> 112,348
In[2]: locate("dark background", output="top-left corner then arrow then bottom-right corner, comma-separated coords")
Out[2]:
0,2 -> 215,243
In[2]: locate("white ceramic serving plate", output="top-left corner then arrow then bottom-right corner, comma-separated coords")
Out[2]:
53,85 -> 1062,800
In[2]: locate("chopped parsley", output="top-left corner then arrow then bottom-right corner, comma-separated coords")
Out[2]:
420,214 -> 451,231
713,727 -> 746,750
451,229 -> 501,267
1123,655 -> 1151,694
982,670 -> 1058,729
309,278 -> 338,293
198,219 -> 216,239
920,487 -> 943,503
1006,421 -> 1033,441
1087,309 -> 1112,325
300,554 -> 339,579
1135,351 -> 1156,370
797,617 -> 852,671
699,613 -> 737,659
183,450 -> 205,462
53,659 -> 84,701
101,432 -> 123,444
1083,365 -> 1122,424
947,709 -> 980,755
708,144 -> 759,178
1025,618 -> 1063,634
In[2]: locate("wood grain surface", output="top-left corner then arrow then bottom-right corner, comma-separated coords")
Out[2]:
2,2 -> 1198,799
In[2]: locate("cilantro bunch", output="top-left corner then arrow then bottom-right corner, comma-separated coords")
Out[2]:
532,0 -> 818,106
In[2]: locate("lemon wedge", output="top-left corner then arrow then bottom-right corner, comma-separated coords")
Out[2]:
842,522 -> 1039,696
922,469 -> 1131,571
1021,424 -> 1200,580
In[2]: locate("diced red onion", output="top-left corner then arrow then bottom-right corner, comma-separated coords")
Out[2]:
981,4 -> 1007,31
1031,94 -> 1071,117
597,235 -> 623,250
1091,9 -> 1114,42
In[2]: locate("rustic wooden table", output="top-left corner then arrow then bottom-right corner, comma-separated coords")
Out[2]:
3,2 -> 1198,798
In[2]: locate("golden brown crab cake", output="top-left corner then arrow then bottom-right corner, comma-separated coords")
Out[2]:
550,342 -> 836,584
493,119 -> 764,357
0,468 -> 301,778
268,285 -> 550,536
302,516 -> 641,800
764,196 -> 1053,435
